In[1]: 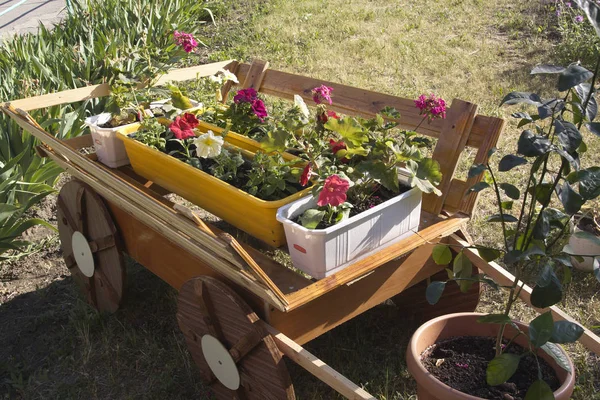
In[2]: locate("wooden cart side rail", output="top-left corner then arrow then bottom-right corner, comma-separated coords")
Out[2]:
2,105 -> 290,311
262,322 -> 376,400
7,60 -> 237,112
450,235 -> 600,355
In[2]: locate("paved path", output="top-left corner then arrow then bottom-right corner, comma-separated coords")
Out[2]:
0,0 -> 65,38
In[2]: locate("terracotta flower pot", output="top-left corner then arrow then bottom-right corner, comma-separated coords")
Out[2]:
406,312 -> 575,400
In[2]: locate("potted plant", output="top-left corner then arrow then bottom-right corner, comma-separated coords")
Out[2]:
275,90 -> 444,279
407,3 -> 600,398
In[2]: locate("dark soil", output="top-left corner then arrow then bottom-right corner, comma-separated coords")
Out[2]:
422,336 -> 560,400
577,216 -> 600,236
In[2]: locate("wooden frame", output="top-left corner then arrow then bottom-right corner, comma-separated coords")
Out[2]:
4,59 -> 599,398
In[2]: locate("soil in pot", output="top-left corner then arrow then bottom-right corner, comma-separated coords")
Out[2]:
421,336 -> 560,400
576,215 -> 600,236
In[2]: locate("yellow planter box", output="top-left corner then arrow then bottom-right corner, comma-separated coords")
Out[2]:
116,121 -> 311,247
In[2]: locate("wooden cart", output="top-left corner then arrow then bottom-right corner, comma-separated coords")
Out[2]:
5,60 -> 599,399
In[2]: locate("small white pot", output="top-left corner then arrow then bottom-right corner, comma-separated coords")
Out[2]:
276,171 -> 422,279
84,113 -> 133,168
568,226 -> 600,271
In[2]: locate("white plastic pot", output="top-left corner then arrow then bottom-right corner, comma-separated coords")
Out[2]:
276,172 -> 422,279
84,113 -> 132,168
568,226 -> 600,271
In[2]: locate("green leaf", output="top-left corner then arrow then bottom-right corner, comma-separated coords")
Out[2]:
501,201 -> 513,210
594,258 -> 600,283
324,117 -> 368,147
488,214 -> 518,223
586,122 -> 600,137
468,164 -> 486,178
557,64 -> 593,92
408,159 -> 443,195
453,251 -> 473,293
558,182 -> 584,215
550,321 -> 584,343
498,154 -> 528,172
477,314 -> 512,324
478,247 -> 501,262
500,183 -> 520,200
531,64 -> 565,74
517,130 -> 551,157
529,311 -> 554,347
500,92 -> 542,107
554,120 -> 582,153
432,244 -> 452,265
531,266 -> 563,308
356,161 -> 399,192
569,167 -> 600,200
540,342 -> 572,373
486,353 -> 521,386
524,379 -> 555,400
468,182 -> 490,193
299,209 -> 326,229
426,281 -> 446,305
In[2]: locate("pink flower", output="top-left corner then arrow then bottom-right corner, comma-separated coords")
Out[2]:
300,163 -> 312,186
575,15 -> 584,23
173,31 -> 198,53
414,93 -> 447,120
312,85 -> 334,105
329,139 -> 346,154
317,175 -> 350,207
233,88 -> 258,104
251,99 -> 268,122
169,113 -> 198,140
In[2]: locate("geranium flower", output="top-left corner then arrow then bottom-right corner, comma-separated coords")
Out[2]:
317,174 -> 350,207
294,95 -> 310,122
173,31 -> 198,53
251,99 -> 268,122
233,87 -> 258,104
219,68 -> 239,84
312,85 -> 334,105
414,93 -> 447,121
300,163 -> 312,186
319,109 -> 340,123
170,113 -> 199,139
329,139 -> 346,154
193,130 -> 224,158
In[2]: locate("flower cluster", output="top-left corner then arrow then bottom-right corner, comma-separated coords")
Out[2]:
173,31 -> 198,53
169,112 -> 199,139
233,88 -> 268,122
312,85 -> 334,105
414,93 -> 447,121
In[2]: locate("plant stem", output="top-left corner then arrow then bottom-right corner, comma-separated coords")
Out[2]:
487,164 -> 510,250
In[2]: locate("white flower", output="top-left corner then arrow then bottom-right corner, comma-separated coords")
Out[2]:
194,130 -> 224,158
219,68 -> 239,84
208,75 -> 223,85
294,94 -> 310,123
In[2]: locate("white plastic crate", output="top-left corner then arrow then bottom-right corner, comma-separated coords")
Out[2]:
276,174 -> 422,279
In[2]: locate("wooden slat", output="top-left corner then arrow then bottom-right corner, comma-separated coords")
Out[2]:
443,179 -> 468,213
262,322 -> 376,399
422,99 -> 478,215
9,60 -> 237,111
284,213 -> 469,310
449,235 -> 600,355
241,60 -> 269,90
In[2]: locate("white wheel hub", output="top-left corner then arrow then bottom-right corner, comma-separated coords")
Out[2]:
201,334 -> 240,390
71,231 -> 95,277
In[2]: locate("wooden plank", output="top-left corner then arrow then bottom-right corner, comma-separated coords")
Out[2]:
268,245 -> 442,344
449,234 -> 600,355
262,322 -> 376,399
422,99 -> 478,215
443,179 -> 468,213
284,213 -> 469,310
459,116 -> 506,215
9,60 -> 236,111
63,133 -> 93,150
241,59 -> 269,90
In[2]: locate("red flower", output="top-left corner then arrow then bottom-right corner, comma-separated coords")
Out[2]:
318,109 -> 340,123
300,163 -> 312,186
329,139 -> 346,154
169,113 -> 198,140
233,87 -> 258,104
317,175 -> 350,207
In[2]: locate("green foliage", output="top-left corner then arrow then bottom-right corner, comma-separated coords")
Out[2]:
486,353 -> 521,386
210,149 -> 244,182
245,152 -> 299,201
135,119 -> 167,152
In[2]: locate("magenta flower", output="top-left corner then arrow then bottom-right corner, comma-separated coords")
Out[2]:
414,93 -> 447,121
575,15 -> 584,23
251,99 -> 268,122
173,31 -> 198,53
312,85 -> 334,105
317,175 -> 350,207
233,88 -> 258,104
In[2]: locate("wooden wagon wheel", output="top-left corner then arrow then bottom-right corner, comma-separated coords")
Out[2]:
177,276 -> 295,400
57,180 -> 125,313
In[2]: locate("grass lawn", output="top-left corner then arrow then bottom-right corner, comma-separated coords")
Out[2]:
1,0 -> 599,399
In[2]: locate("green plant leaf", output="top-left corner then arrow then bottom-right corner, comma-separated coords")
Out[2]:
356,161 -> 399,192
550,321 -> 584,343
568,167 -> 600,200
524,379 -> 555,400
540,342 -> 572,372
531,64 -> 565,74
453,251 -> 473,292
477,314 -> 511,324
498,154 -> 528,172
499,183 -> 520,200
557,64 -> 593,92
531,266 -> 563,308
586,122 -> 600,137
468,182 -> 490,193
594,258 -> 600,283
486,353 -> 520,386
558,182 -> 584,215
500,92 -> 542,107
299,209 -> 326,229
324,117 -> 368,147
488,214 -> 518,223
554,120 -> 582,153
426,281 -> 446,305
478,247 -> 501,262
517,130 -> 551,157
432,244 -> 452,265
468,164 -> 486,178
574,83 -> 597,121
529,311 -> 554,347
